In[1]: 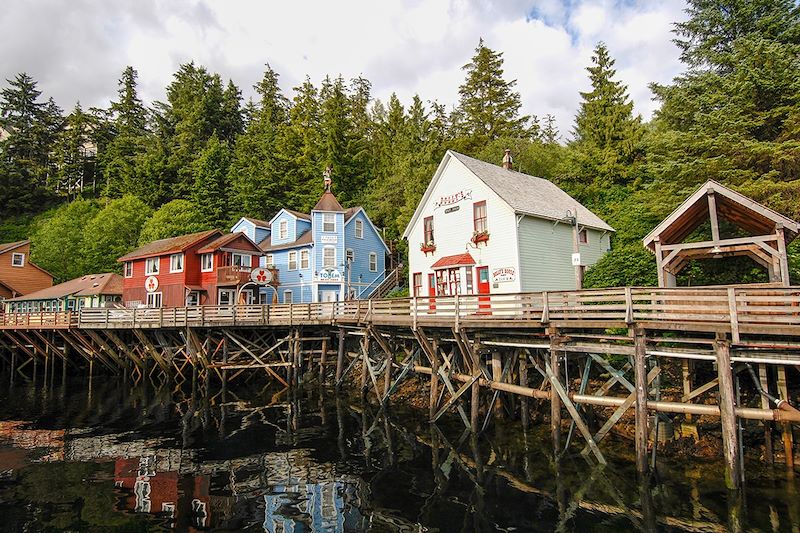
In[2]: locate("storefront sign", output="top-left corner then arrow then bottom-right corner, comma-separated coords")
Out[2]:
315,269 -> 342,282
434,190 -> 472,210
491,267 -> 516,283
444,206 -> 460,214
320,235 -> 338,244
250,268 -> 273,285
145,276 -> 159,293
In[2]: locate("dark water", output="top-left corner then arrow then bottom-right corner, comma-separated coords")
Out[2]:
0,373 -> 797,532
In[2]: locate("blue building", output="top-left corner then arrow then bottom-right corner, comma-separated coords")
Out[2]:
231,183 -> 389,303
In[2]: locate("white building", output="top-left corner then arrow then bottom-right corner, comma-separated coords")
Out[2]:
403,150 -> 614,298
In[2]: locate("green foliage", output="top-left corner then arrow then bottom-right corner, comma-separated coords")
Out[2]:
138,199 -> 210,244
583,244 -> 658,288
83,195 -> 152,273
192,134 -> 232,228
30,199 -> 100,282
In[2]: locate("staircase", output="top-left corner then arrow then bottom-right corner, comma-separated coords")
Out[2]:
360,264 -> 404,299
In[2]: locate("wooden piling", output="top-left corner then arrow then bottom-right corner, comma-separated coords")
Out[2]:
492,351 -> 503,416
759,364 -> 774,464
634,329 -> 649,475
519,351 -> 529,430
335,328 -> 345,386
320,336 -> 328,382
715,336 -> 741,490
549,330 -> 562,452
471,378 -> 480,432
429,338 -> 439,420
777,365 -> 795,473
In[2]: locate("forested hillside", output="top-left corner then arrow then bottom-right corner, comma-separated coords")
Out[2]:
1,0 -> 798,286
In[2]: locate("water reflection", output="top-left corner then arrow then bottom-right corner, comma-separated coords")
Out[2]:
0,372 -> 796,532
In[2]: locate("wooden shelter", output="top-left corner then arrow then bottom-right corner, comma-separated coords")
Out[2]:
643,180 -> 800,287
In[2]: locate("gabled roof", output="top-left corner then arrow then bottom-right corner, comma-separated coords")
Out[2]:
431,253 -> 476,269
260,230 -> 313,252
5,273 -> 122,302
642,180 -> 800,250
0,240 -> 28,255
403,151 -> 613,238
118,230 -> 222,262
197,232 -> 262,254
343,207 -> 391,254
268,208 -> 312,226
313,191 -> 345,212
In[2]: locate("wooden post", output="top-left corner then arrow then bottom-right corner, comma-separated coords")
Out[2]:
429,338 -> 439,420
335,328 -> 345,387
549,329 -> 562,453
759,364 -> 774,464
777,365 -> 795,473
382,338 -> 393,400
360,335 -> 370,395
492,351 -> 503,416
471,377 -> 480,433
519,351 -> 529,430
634,329 -> 649,475
682,359 -> 692,422
715,336 -> 741,489
319,337 -> 328,382
776,225 -> 791,287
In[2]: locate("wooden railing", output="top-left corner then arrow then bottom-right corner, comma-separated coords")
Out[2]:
3,286 -> 800,337
216,265 -> 251,285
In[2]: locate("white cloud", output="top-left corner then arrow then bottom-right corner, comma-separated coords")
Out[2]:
0,0 -> 688,137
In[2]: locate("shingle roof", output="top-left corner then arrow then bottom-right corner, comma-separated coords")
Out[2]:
0,240 -> 28,255
118,230 -> 222,261
197,232 -> 262,253
312,191 -> 345,212
344,207 -> 358,222
449,151 -> 614,232
260,230 -> 313,252
243,217 -> 272,228
431,252 -> 476,269
286,209 -> 312,221
6,273 -> 122,302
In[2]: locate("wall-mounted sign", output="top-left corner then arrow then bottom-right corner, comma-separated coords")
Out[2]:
434,190 -> 472,210
315,269 -> 342,282
571,253 -> 582,266
145,276 -> 159,293
250,268 -> 273,285
320,235 -> 338,244
491,267 -> 516,283
444,206 -> 460,214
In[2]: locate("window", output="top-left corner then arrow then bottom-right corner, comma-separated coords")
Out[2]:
323,246 -> 336,268
369,252 -> 378,272
346,249 -> 354,264
423,216 -> 434,244
578,228 -> 588,245
288,251 -> 298,270
145,257 -> 159,275
124,262 -> 133,278
232,253 -> 251,268
146,292 -> 162,308
413,273 -> 422,297
473,201 -> 487,233
466,268 -> 474,293
265,254 -> 274,267
355,219 -> 364,239
279,219 -> 288,240
322,213 -> 336,232
435,268 -> 461,296
218,289 -> 235,306
11,253 -> 24,267
186,292 -> 200,306
169,253 -> 184,273
283,290 -> 293,304
201,253 -> 213,272
300,249 -> 310,269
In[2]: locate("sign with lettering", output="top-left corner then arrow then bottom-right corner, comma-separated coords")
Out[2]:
316,269 -> 342,282
145,276 -> 159,293
444,206 -> 460,214
320,235 -> 338,244
434,190 -> 472,210
250,268 -> 273,285
491,267 -> 516,283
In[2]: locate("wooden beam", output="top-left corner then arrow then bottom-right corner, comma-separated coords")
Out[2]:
708,190 -> 721,243
716,336 -> 741,489
634,330 -> 649,475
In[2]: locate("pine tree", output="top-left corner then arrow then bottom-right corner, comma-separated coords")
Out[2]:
453,39 -> 530,148
283,77 -> 323,211
219,80 -> 244,143
192,134 -> 232,228
53,103 -> 95,198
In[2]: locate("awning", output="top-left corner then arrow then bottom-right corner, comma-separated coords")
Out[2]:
431,253 -> 476,269
185,285 -> 207,292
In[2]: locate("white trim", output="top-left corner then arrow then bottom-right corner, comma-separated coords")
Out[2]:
200,253 -> 214,272
268,208 -> 307,226
288,251 -> 298,270
278,219 -> 288,240
322,246 -> 336,268
355,219 -> 364,239
145,291 -> 162,308
231,252 -> 251,268
283,290 -> 293,304
169,253 -> 184,273
369,252 -> 378,272
265,254 -> 274,267
300,249 -> 310,270
124,261 -> 133,278
10,252 -> 24,267
346,248 -> 354,263
145,257 -> 159,275
322,212 -> 336,233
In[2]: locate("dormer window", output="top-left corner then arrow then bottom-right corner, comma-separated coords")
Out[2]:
323,213 -> 336,233
355,219 -> 364,239
11,253 -> 24,267
279,220 -> 288,240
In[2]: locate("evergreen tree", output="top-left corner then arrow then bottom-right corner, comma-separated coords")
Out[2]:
83,195 -> 152,273
219,80 -> 244,143
52,103 -> 97,199
30,198 -> 99,281
192,134 -> 232,228
283,77 -> 323,211
453,39 -> 530,148
138,199 -> 210,244
319,75 -> 363,206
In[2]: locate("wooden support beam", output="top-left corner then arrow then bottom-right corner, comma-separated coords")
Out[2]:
759,364 -> 774,464
716,336 -> 742,489
335,328 -> 345,386
708,190 -> 720,243
634,329 -> 649,475
519,352 -> 529,430
777,365 -> 795,473
550,330 -> 562,452
132,329 -> 171,373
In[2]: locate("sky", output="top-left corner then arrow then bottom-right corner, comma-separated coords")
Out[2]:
0,0 -> 689,139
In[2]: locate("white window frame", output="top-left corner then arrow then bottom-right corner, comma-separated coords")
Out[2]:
11,252 -> 24,267
322,213 -> 336,233
186,291 -> 200,306
169,253 -> 184,273
146,292 -> 162,308
346,249 -> 354,264
355,219 -> 364,239
124,262 -> 133,278
265,254 -> 274,267
288,251 -> 298,271
232,253 -> 251,268
369,252 -> 378,272
323,246 -> 336,268
201,253 -> 213,272
300,249 -> 310,270
145,257 -> 159,275
283,290 -> 293,304
279,219 -> 288,240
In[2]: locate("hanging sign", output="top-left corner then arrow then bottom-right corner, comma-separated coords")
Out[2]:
491,267 -> 516,283
320,235 -> 338,244
434,190 -> 472,210
316,269 -> 342,282
250,268 -> 273,285
145,276 -> 159,293
571,253 -> 582,266
444,206 -> 460,214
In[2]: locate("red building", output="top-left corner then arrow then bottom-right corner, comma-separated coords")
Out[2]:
119,230 -> 262,307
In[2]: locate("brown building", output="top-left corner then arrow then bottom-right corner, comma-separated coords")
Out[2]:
0,240 -> 53,301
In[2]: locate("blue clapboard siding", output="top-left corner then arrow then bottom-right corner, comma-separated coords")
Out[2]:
312,210 -> 345,277
270,211 -> 309,246
266,244 -> 313,303
344,209 -> 388,297
231,218 -> 270,246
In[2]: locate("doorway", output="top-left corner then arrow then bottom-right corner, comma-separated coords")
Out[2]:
476,266 -> 490,313
428,273 -> 436,312
218,289 -> 236,306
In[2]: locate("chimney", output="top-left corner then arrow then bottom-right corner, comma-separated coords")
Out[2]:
502,149 -> 513,170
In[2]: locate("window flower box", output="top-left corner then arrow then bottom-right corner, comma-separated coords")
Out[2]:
420,242 -> 437,255
472,230 -> 490,245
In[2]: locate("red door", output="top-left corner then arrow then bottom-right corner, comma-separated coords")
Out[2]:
476,266 -> 490,313
428,273 -> 436,312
